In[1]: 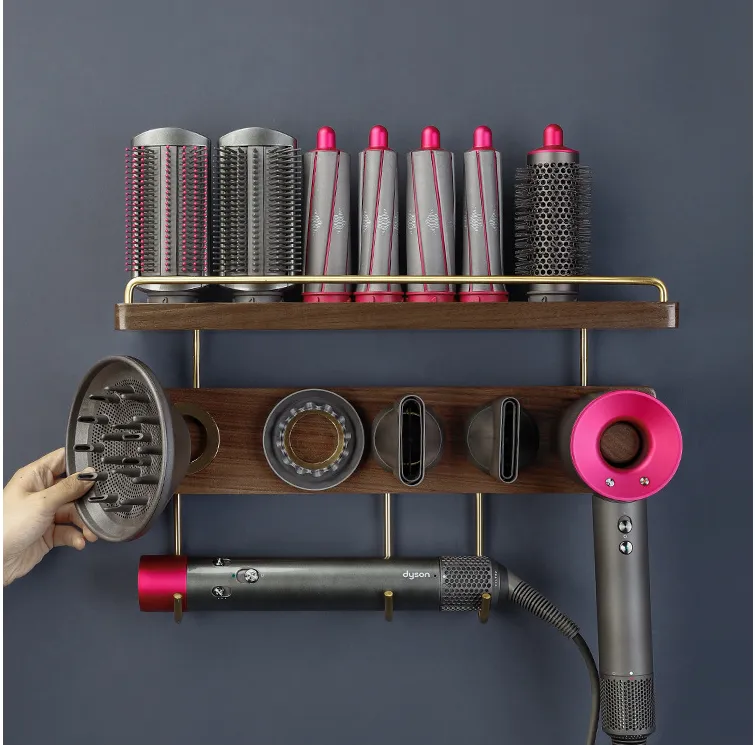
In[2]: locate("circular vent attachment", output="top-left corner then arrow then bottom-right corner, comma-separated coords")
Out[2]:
66,356 -> 190,542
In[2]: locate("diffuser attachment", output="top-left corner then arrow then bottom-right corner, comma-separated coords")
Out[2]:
214,127 -> 303,302
263,390 -> 365,491
405,127 -> 456,302
372,395 -> 443,486
355,125 -> 402,302
303,127 -> 351,302
66,357 -> 191,542
466,397 -> 539,483
125,128 -> 210,303
558,390 -> 682,500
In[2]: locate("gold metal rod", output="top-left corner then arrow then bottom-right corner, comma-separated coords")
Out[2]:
478,592 -> 492,624
172,496 -> 182,555
173,329 -> 200,557
475,492 -> 484,557
383,493 -> 392,559
173,593 -> 183,624
580,328 -> 589,386
384,590 -> 394,622
125,275 -> 669,303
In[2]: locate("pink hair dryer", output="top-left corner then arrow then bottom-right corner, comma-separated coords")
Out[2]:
559,390 -> 682,744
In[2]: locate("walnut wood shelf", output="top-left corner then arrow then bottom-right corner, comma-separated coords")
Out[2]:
168,385 -> 653,495
116,301 -> 678,331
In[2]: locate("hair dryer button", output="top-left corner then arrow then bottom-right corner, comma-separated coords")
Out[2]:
237,568 -> 259,584
211,586 -> 232,599
617,517 -> 633,534
619,541 -> 633,555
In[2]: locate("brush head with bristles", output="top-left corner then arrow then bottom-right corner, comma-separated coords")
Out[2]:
514,161 -> 591,277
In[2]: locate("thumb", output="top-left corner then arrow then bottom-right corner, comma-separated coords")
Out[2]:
37,468 -> 96,511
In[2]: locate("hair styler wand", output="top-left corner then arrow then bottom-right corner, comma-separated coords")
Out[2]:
560,391 -> 683,745
141,555 -> 600,744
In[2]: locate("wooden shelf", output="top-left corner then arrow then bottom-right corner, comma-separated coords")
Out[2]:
116,301 -> 678,331
168,385 -> 653,495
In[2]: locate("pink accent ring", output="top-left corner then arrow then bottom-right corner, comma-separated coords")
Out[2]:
570,390 -> 682,501
138,555 -> 187,612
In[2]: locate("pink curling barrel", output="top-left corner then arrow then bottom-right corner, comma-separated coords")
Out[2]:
559,390 -> 682,501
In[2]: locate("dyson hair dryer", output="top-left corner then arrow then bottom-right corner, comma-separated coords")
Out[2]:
560,390 -> 682,744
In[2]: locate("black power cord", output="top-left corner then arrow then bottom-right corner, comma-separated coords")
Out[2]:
509,578 -> 600,745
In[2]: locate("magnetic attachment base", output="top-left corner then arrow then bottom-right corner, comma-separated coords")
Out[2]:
174,402 -> 220,475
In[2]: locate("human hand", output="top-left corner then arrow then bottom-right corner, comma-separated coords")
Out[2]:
4,448 -> 98,587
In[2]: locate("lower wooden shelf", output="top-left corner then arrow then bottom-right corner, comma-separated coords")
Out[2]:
168,385 -> 653,495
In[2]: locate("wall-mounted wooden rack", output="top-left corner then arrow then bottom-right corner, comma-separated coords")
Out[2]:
116,300 -> 678,332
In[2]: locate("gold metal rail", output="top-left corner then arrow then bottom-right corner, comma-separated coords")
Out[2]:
124,275 -> 669,304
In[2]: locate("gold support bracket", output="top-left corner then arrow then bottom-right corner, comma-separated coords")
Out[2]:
383,492 -> 393,559
478,592 -> 492,624
173,593 -> 183,624
475,492 -> 484,557
384,590 -> 394,621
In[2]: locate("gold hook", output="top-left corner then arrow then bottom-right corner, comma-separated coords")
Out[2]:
478,592 -> 491,624
173,593 -> 183,624
384,590 -> 394,621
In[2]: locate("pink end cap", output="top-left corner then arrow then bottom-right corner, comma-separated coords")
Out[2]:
472,125 -> 494,150
570,390 -> 683,502
420,126 -> 441,150
368,125 -> 389,150
315,126 -> 337,151
138,555 -> 187,612
529,123 -> 578,154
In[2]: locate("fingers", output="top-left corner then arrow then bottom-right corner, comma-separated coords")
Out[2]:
37,469 -> 95,510
50,524 -> 87,551
11,448 -> 67,491
54,503 -> 98,542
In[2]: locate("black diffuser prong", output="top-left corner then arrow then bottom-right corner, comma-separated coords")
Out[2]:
119,393 -> 149,403
74,443 -> 104,454
88,394 -> 121,403
104,385 -> 135,394
77,472 -> 109,482
136,445 -> 162,456
113,467 -> 142,477
132,416 -> 161,426
77,415 -> 109,425
102,432 -> 151,442
87,493 -> 119,504
132,475 -> 159,485
113,422 -> 143,430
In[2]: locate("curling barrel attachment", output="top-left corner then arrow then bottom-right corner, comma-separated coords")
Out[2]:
214,127 -> 303,302
125,128 -> 210,303
372,395 -> 442,486
66,356 -> 192,542
466,397 -> 539,483
558,390 -> 682,500
405,126 -> 456,302
515,124 -> 591,302
460,126 -> 508,302
303,127 -> 351,302
355,125 -> 402,302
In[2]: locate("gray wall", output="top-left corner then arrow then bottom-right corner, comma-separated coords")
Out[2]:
4,1 -> 751,743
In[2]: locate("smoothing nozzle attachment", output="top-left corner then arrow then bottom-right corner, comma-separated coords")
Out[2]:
303,127 -> 352,303
461,126 -> 508,303
515,124 -> 591,302
466,397 -> 539,483
125,128 -> 210,303
355,125 -> 402,302
372,395 -> 443,487
406,127 -> 456,302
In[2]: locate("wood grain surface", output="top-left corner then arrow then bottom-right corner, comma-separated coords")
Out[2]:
167,386 -> 654,495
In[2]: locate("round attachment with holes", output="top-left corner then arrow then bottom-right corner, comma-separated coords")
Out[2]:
66,356 -> 190,542
262,389 -> 364,491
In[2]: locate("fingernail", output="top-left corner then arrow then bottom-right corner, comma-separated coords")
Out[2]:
81,467 -> 96,474
76,538 -> 86,550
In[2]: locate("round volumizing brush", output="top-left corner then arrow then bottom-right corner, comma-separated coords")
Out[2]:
406,126 -> 456,302
303,127 -> 351,302
355,125 -> 402,302
125,128 -> 210,303
515,124 -> 591,302
460,126 -> 508,302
